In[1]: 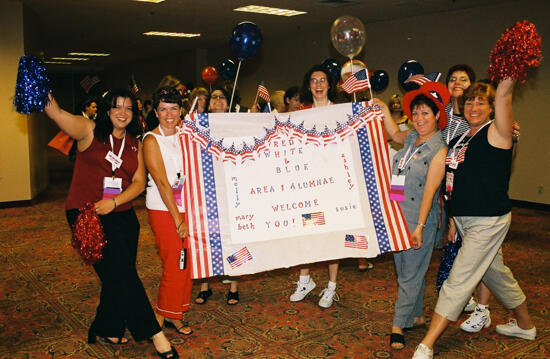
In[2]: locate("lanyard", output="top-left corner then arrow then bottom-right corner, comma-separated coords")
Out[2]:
158,126 -> 183,177
398,142 -> 426,172
109,134 -> 126,173
449,120 -> 492,160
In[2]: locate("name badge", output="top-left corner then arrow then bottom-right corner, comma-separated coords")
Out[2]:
103,176 -> 122,200
449,158 -> 459,169
105,151 -> 123,169
172,175 -> 185,207
389,174 -> 405,202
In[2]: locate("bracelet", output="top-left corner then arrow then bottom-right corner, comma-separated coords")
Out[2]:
112,198 -> 117,209
417,222 -> 425,228
177,221 -> 184,230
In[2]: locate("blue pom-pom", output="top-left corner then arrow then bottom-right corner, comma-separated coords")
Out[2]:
14,55 -> 51,114
436,233 -> 462,291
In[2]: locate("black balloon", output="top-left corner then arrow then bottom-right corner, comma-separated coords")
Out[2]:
398,60 -> 424,91
322,59 -> 341,82
230,22 -> 262,60
370,70 -> 389,92
219,59 -> 237,80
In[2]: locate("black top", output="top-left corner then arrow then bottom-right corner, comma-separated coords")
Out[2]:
446,125 -> 512,217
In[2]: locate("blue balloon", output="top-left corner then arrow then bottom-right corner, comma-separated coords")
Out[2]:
322,58 -> 341,82
230,22 -> 262,60
398,60 -> 424,91
219,59 -> 237,80
370,70 -> 389,92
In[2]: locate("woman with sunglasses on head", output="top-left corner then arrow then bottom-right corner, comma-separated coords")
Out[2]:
44,90 -> 178,358
143,87 -> 194,339
194,87 -> 241,306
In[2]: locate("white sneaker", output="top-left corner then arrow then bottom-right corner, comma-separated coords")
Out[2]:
289,279 -> 316,302
460,306 -> 491,333
464,296 -> 477,312
412,343 -> 433,359
318,287 -> 339,308
496,319 -> 536,340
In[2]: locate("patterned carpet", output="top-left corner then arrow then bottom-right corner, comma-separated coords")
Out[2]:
0,152 -> 549,358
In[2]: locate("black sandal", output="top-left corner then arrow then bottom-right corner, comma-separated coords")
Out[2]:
164,320 -> 193,335
157,345 -> 179,358
226,290 -> 239,305
390,333 -> 405,350
88,329 -> 128,345
195,288 -> 212,304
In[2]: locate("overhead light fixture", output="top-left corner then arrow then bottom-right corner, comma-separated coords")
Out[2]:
51,57 -> 89,61
44,61 -> 72,65
233,5 -> 307,16
143,31 -> 201,38
68,52 -> 110,56
133,0 -> 165,3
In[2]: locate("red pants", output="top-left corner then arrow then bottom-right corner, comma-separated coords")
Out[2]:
148,210 -> 192,319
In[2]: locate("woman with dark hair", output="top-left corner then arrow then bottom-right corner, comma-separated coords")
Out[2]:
299,64 -> 337,108
284,86 -> 301,112
143,87 -> 193,337
289,64 -> 340,309
44,89 -> 178,358
412,79 -> 535,359
194,86 -> 241,305
81,97 -> 98,120
374,82 -> 449,350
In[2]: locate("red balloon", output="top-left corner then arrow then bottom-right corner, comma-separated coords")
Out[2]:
201,66 -> 218,85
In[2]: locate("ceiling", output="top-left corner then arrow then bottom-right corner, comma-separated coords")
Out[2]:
21,0 -> 516,71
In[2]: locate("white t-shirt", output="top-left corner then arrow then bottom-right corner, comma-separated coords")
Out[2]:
144,131 -> 185,212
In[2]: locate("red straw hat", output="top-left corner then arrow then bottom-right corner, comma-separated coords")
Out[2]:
402,81 -> 450,130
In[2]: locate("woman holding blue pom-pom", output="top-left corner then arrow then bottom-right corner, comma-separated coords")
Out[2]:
43,91 -> 179,358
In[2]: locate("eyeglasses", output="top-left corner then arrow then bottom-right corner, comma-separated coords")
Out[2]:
310,77 -> 327,85
211,94 -> 226,100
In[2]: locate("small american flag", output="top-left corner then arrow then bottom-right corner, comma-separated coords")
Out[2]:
341,69 -> 370,94
257,81 -> 271,102
404,72 -> 441,86
227,246 -> 253,269
302,212 -> 326,227
80,75 -> 100,94
446,145 -> 468,165
345,234 -> 368,249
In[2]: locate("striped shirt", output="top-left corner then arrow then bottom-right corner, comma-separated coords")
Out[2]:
442,103 -> 470,145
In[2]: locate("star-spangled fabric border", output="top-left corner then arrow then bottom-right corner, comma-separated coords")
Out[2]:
197,113 -> 224,276
353,103 -> 392,253
184,103 -> 382,164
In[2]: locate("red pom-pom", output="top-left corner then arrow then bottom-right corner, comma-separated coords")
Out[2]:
71,202 -> 106,264
489,20 -> 542,83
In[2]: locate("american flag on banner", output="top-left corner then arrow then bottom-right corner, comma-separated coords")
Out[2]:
80,75 -> 100,94
257,81 -> 271,102
341,69 -> 371,94
345,234 -> 368,249
179,103 -> 411,279
302,212 -> 326,227
227,247 -> 253,269
404,72 -> 441,86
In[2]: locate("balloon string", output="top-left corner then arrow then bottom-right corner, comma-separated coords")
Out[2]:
229,60 -> 242,113
350,58 -> 357,102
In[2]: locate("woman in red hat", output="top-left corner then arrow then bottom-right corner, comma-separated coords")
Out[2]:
374,81 -> 449,350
